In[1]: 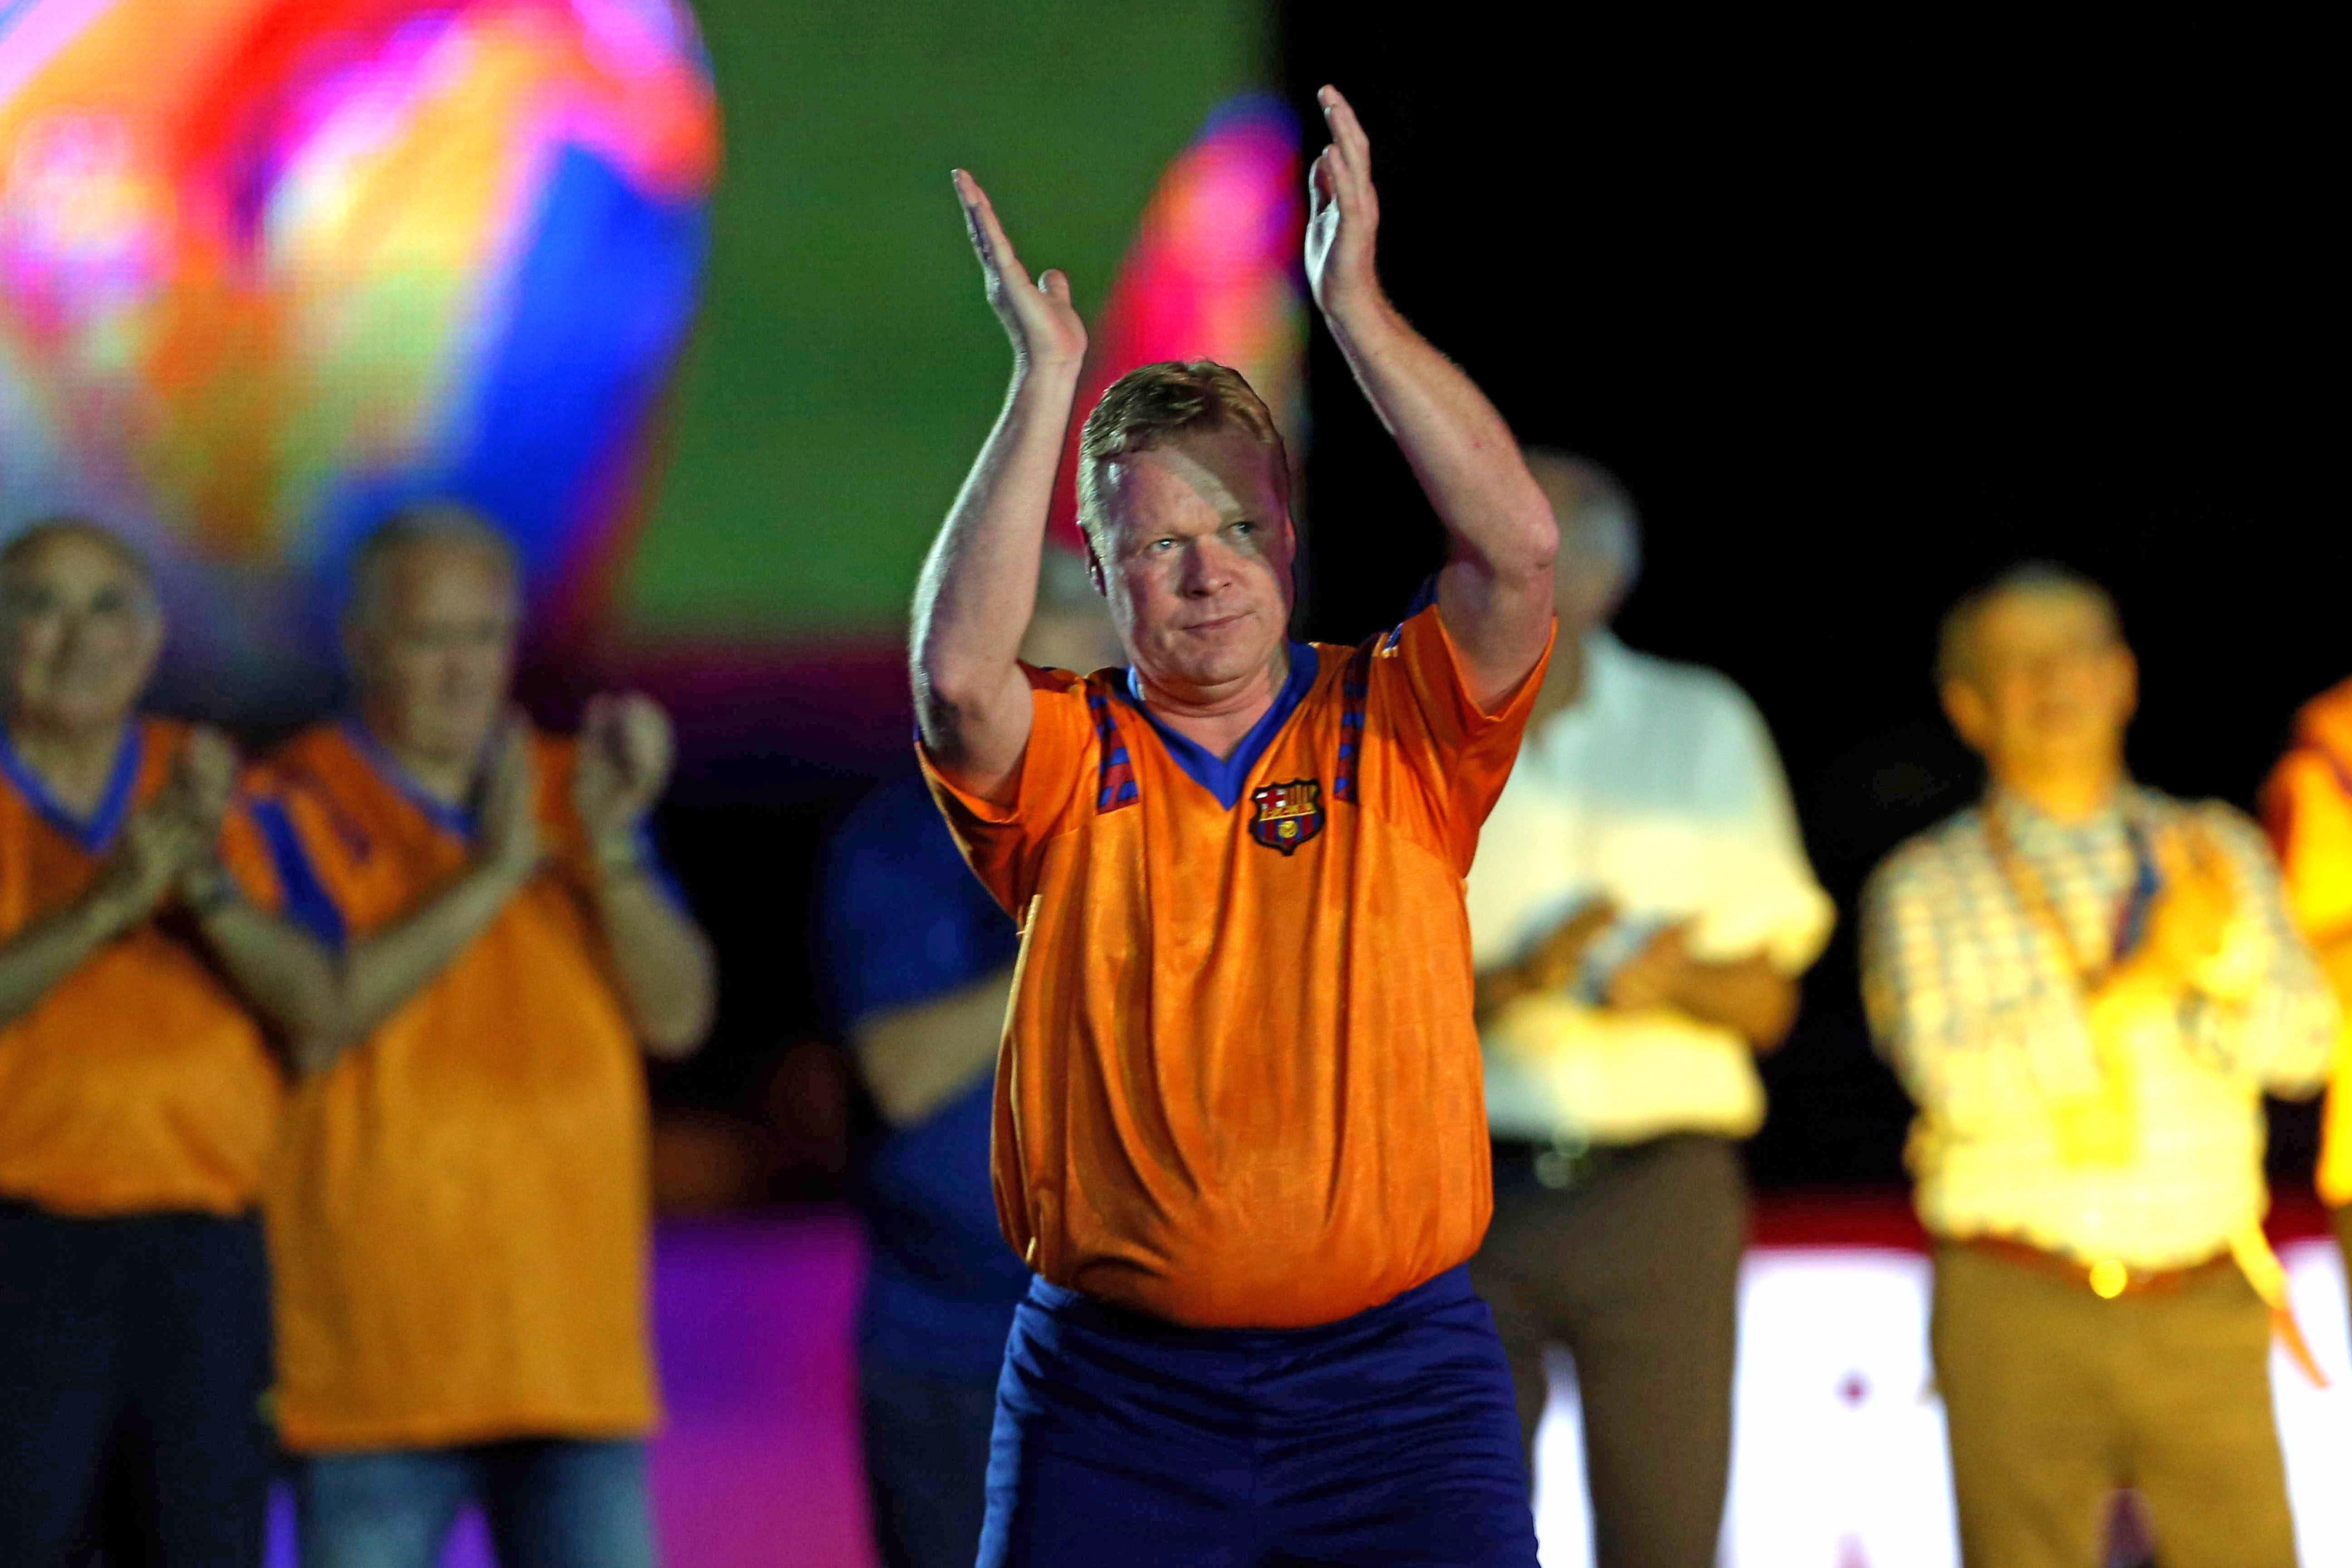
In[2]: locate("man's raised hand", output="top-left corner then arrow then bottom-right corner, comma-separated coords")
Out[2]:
1306,86 -> 1382,322
954,170 -> 1086,373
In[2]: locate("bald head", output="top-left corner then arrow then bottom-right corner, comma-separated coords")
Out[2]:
345,505 -> 522,768
1524,449 -> 1638,631
0,516 -> 164,736
1,516 -> 157,601
348,505 -> 519,634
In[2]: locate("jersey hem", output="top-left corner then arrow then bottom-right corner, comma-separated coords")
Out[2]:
277,1403 -> 662,1455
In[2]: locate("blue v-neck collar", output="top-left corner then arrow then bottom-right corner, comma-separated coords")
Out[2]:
340,719 -> 476,838
1117,642 -> 1319,810
0,718 -> 143,853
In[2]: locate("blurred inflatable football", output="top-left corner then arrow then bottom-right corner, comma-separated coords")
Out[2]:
0,0 -> 719,695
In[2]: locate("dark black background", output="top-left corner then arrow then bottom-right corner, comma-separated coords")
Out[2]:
1279,10 -> 2342,1185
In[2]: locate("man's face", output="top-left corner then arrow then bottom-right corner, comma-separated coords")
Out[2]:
1943,588 -> 2136,779
1552,546 -> 1627,642
350,539 -> 519,767
0,530 -> 162,735
1090,425 -> 1296,694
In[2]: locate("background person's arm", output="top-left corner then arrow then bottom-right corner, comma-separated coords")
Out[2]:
1473,900 -> 1617,1027
585,851 -> 715,1060
909,172 -> 1090,803
1858,850 -> 2094,1142
852,966 -> 1015,1126
0,810 -> 194,1025
1305,87 -> 1555,710
1605,926 -> 1801,1052
1,731 -> 220,1027
574,693 -> 715,1058
201,857 -> 539,1077
216,724 -> 545,1077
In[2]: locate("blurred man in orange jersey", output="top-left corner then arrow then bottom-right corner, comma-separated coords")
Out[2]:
241,505 -> 715,1568
2263,677 -> 2352,1294
0,519 -> 302,1567
916,88 -> 1556,1566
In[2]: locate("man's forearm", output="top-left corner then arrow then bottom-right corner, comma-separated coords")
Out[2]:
1323,294 -> 1553,581
189,897 -> 343,1044
290,858 -> 535,1075
911,363 -> 1082,768
854,965 -> 1016,1126
0,886 -> 139,1028
588,861 -> 715,1059
1667,956 -> 1801,1052
1472,961 -> 1533,1029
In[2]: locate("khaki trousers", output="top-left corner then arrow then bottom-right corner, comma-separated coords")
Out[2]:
1469,1135 -> 1746,1568
1930,1241 -> 2297,1568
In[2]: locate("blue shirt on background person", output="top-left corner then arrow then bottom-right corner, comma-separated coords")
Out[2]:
817,771 -> 1028,1568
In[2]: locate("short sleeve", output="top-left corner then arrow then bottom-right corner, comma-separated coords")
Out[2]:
916,665 -> 1098,917
1372,605 -> 1555,872
243,786 -> 348,952
1692,683 -> 1836,972
239,763 -> 387,951
817,779 -> 1020,1027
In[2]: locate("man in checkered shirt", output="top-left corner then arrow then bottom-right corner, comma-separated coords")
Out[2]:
1861,562 -> 2335,1568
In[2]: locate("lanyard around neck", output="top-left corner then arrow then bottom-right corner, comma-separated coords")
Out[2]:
1981,799 -> 2161,991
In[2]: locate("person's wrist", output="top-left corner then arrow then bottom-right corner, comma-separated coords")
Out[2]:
1012,348 -> 1084,385
178,856 -> 239,918
1317,275 -> 1394,339
1656,961 -> 1702,1019
475,837 -> 542,886
1521,947 -> 1569,996
80,872 -> 150,937
587,828 -> 648,882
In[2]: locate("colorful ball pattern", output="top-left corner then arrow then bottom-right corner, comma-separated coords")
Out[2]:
0,0 -> 719,692
1047,93 -> 1306,553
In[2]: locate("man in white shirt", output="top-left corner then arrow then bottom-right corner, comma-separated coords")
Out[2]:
1862,564 -> 2333,1568
1465,453 -> 1833,1568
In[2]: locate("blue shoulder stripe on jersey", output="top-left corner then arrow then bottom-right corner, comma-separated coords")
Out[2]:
1117,641 -> 1318,811
0,718 -> 142,853
340,719 -> 475,838
1333,638 -> 1378,803
249,797 -> 348,953
1086,684 -> 1142,813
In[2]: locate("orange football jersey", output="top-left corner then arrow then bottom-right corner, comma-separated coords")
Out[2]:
2264,676 -> 2352,1207
922,603 -> 1552,1328
255,722 -> 658,1452
0,716 -> 285,1217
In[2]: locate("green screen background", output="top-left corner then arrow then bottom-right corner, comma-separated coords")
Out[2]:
621,0 -> 1269,643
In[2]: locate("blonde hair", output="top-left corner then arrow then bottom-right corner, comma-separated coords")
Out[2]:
1076,360 -> 1288,548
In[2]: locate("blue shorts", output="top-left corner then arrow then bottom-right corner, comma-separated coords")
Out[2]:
977,1264 -> 1538,1568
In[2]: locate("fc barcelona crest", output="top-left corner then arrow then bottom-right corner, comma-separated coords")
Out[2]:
1250,778 -> 1324,856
